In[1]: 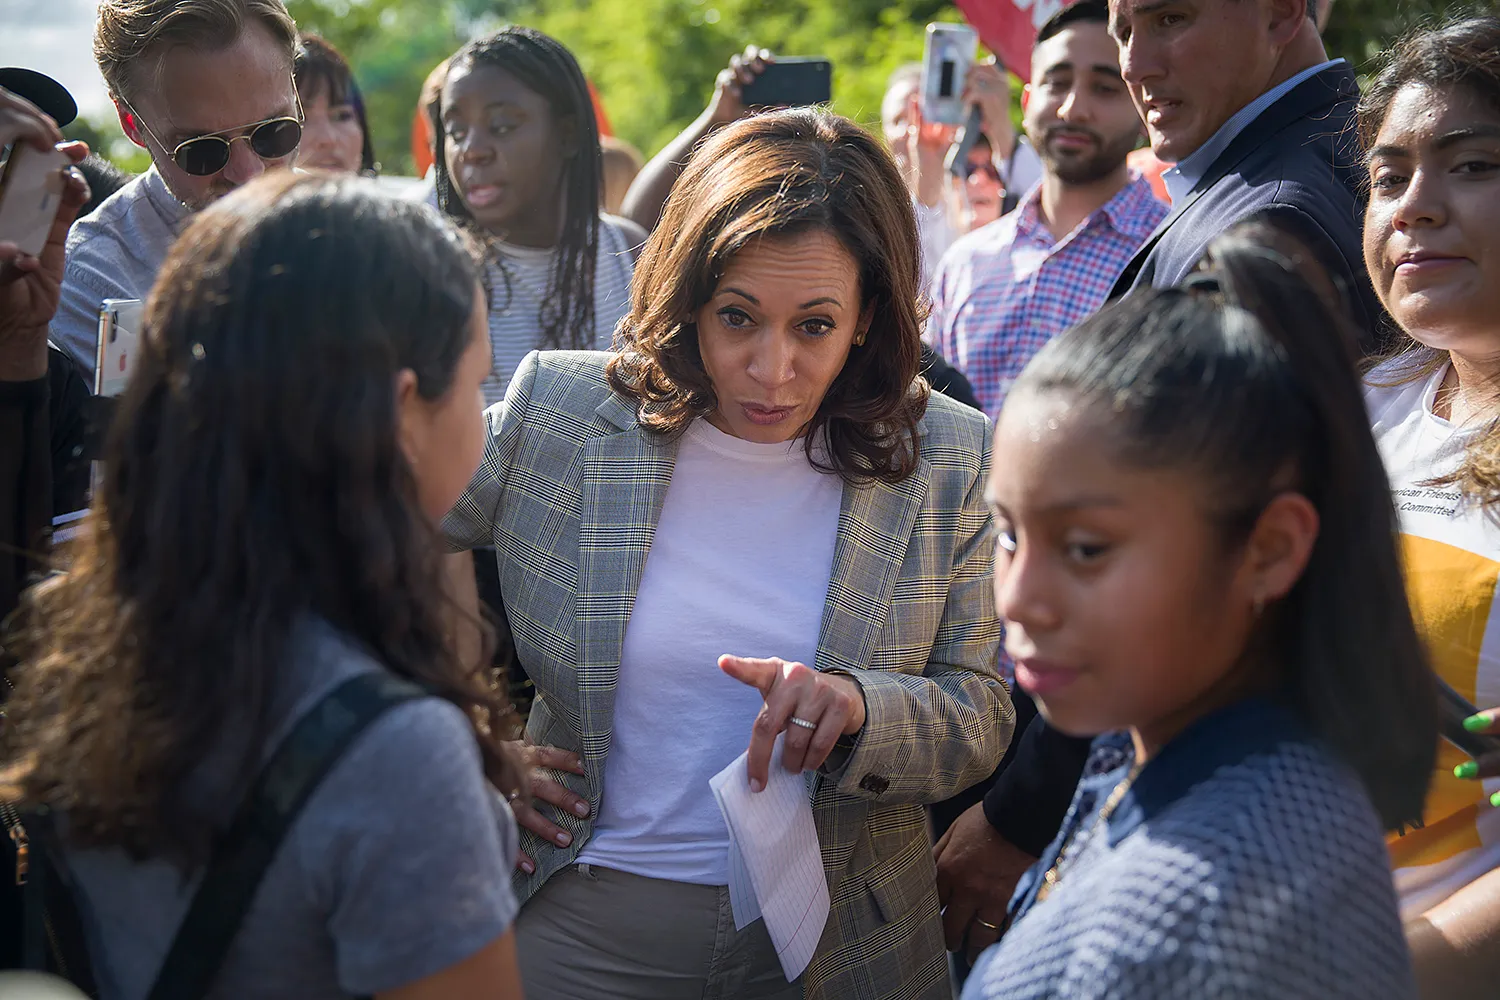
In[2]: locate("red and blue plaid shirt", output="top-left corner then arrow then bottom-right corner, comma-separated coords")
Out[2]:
925,175 -> 1167,416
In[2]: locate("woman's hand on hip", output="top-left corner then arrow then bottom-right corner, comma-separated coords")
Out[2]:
505,742 -> 589,875
719,655 -> 866,792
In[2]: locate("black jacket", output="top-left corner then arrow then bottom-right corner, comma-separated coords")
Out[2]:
0,347 -> 94,624
1113,62 -> 1385,350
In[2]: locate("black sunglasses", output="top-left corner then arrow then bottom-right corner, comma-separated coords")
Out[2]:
122,93 -> 303,177
963,160 -> 1002,183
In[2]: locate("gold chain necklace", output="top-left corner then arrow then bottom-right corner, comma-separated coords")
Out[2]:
1035,761 -> 1144,904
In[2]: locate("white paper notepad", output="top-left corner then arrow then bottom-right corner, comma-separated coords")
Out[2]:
709,737 -> 831,981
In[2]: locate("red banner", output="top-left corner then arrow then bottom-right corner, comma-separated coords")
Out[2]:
955,0 -> 1073,83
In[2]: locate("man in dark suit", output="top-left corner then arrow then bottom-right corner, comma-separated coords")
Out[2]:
1108,0 -> 1378,339
937,0 -> 1383,966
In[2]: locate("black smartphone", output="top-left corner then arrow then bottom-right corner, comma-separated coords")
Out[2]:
1438,676 -> 1500,760
740,58 -> 832,109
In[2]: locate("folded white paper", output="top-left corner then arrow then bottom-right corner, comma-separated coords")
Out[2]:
710,736 -> 831,982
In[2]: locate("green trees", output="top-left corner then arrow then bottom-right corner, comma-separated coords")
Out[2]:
283,0 -> 965,174
515,0 -> 962,157
1323,0 -> 1473,68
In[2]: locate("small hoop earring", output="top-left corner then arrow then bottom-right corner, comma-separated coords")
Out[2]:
853,331 -> 867,347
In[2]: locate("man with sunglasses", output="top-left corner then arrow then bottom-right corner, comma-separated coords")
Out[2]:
924,0 -> 1163,420
50,0 -> 301,376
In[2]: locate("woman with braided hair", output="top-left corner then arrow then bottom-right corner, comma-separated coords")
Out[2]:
433,26 -> 647,406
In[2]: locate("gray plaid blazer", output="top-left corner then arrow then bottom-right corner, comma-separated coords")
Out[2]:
444,351 -> 1013,1000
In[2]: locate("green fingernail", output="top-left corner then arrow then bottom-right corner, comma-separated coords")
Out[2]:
1491,791 -> 1500,809
1456,760 -> 1480,780
1464,713 -> 1491,733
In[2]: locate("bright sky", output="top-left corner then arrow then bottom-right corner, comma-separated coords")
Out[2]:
2,0 -> 113,118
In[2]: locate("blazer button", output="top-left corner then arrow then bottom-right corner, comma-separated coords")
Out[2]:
859,774 -> 889,795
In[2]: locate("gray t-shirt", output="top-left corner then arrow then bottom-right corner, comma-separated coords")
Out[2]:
64,621 -> 520,999
51,167 -> 189,379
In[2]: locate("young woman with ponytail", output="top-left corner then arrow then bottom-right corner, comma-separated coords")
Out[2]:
433,26 -> 646,407
964,220 -> 1436,999
1361,14 -> 1500,996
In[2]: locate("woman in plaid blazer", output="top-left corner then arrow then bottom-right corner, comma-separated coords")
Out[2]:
444,109 -> 1014,1000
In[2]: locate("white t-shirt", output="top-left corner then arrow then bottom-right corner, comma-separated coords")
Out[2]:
1367,359 -> 1500,918
575,420 -> 843,885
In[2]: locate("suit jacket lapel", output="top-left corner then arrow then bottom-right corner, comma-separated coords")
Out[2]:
1110,63 -> 1360,298
814,442 -> 932,675
576,394 -> 676,776
802,464 -> 928,809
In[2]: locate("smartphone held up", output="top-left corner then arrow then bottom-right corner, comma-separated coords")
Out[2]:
740,58 -> 833,110
921,22 -> 979,126
0,142 -> 71,257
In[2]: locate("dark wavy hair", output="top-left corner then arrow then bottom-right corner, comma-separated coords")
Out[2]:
1,172 -> 523,866
608,108 -> 929,484
1356,13 -> 1500,149
295,33 -> 378,174
432,26 -> 602,351
1359,13 -> 1500,507
1012,220 -> 1436,830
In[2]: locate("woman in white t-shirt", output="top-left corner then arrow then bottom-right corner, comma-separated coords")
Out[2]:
444,108 -> 1011,1000
433,26 -> 647,406
1360,14 -> 1500,997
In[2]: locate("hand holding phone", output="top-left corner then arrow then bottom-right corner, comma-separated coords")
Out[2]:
922,23 -> 979,126
0,143 -> 72,258
0,140 -> 88,380
961,58 -> 1014,152
1441,677 -> 1500,747
709,46 -> 774,125
0,84 -> 66,158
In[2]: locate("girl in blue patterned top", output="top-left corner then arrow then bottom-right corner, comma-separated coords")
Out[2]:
965,221 -> 1438,999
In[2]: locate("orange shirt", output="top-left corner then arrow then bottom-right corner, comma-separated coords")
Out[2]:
1126,147 -> 1171,206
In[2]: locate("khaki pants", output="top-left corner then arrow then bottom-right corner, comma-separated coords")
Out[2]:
517,863 -> 805,1000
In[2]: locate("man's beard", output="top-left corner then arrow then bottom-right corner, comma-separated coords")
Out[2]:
1038,125 -> 1139,186
162,169 -> 239,213
181,180 -> 238,213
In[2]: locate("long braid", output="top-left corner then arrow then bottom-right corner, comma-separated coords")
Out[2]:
432,27 -> 601,350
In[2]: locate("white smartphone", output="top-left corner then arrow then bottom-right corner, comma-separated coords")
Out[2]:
0,143 -> 70,257
922,23 -> 979,126
96,298 -> 143,398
